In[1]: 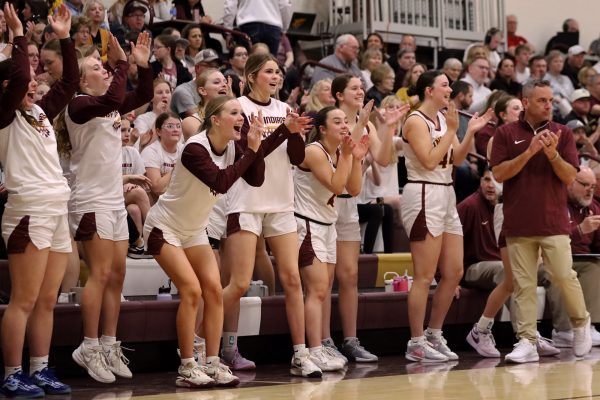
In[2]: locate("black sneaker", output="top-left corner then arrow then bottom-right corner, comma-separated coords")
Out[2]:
127,244 -> 151,259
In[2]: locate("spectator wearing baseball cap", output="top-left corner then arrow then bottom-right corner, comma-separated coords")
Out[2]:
564,88 -> 592,127
122,1 -> 148,33
566,119 -> 599,156
170,48 -> 222,118
564,44 -> 587,88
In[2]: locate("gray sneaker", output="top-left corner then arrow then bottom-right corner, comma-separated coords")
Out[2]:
341,338 -> 378,363
322,338 -> 348,365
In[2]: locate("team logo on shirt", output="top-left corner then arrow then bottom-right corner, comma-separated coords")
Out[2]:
262,116 -> 286,138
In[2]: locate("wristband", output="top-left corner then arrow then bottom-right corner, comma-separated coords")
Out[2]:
549,152 -> 559,162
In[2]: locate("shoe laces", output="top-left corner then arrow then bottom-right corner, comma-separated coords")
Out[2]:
106,343 -> 132,366
536,335 -> 555,347
89,346 -> 111,370
322,345 -> 341,360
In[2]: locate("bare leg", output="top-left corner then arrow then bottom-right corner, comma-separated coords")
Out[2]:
1,244 -> 49,367
28,251 -> 68,357
60,238 -> 80,293
267,233 -> 305,345
254,236 -> 275,295
153,244 -> 202,359
482,247 -> 514,319
301,259 -> 331,347
428,233 -> 464,329
81,235 -> 115,339
408,234 -> 443,337
335,241 -> 360,338
101,240 -> 128,337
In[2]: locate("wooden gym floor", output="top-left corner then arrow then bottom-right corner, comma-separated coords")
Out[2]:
56,347 -> 600,400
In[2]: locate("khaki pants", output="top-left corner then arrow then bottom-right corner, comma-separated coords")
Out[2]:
507,235 -> 589,342
547,259 -> 600,331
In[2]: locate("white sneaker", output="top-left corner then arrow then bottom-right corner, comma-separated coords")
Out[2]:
322,338 -> 348,365
205,361 -> 240,387
466,324 -> 500,358
405,339 -> 448,363
309,347 -> 345,372
290,348 -> 322,378
176,363 -> 214,388
72,343 -> 116,383
535,332 -> 560,357
102,341 -> 133,378
322,345 -> 348,368
573,316 -> 592,357
505,338 -> 539,363
551,329 -> 573,348
591,325 -> 600,346
425,331 -> 458,361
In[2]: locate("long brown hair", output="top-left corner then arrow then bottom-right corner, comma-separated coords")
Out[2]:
243,53 -> 278,96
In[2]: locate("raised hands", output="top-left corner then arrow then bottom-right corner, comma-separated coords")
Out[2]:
357,100 -> 375,129
284,109 -> 312,135
107,33 -> 127,69
445,102 -> 459,133
351,134 -> 370,161
4,3 -> 23,37
25,21 -> 35,42
467,108 -> 494,133
382,103 -> 410,129
131,31 -> 151,69
48,4 -> 71,40
247,110 -> 265,152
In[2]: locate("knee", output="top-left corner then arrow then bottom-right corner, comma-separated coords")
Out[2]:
35,291 -> 58,313
10,295 -> 37,315
180,284 -> 202,306
227,279 -> 250,299
279,269 -> 302,292
442,266 -> 463,284
202,282 -> 223,304
337,268 -> 358,288
307,283 -> 329,303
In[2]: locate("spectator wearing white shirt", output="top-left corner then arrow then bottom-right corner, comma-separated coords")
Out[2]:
461,56 -> 492,114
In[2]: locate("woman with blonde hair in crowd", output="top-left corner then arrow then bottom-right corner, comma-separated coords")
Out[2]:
83,0 -> 109,62
63,32 -> 153,384
360,48 -> 383,91
304,78 -> 335,114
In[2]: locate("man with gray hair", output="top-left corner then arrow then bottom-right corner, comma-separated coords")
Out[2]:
443,58 -> 463,84
310,34 -> 366,88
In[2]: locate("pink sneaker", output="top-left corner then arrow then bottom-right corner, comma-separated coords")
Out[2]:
221,347 -> 256,370
466,324 -> 501,358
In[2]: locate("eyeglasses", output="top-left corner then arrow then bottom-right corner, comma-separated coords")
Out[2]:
576,179 -> 597,190
129,13 -> 145,18
28,53 -> 39,58
162,123 -> 181,130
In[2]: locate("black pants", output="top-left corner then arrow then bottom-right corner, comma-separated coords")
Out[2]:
358,203 -> 394,253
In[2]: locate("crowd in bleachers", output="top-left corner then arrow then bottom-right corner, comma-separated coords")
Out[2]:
2,0 -> 600,395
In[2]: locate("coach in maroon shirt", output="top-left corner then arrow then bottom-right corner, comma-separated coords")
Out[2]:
490,79 -> 592,362
548,166 -> 600,346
